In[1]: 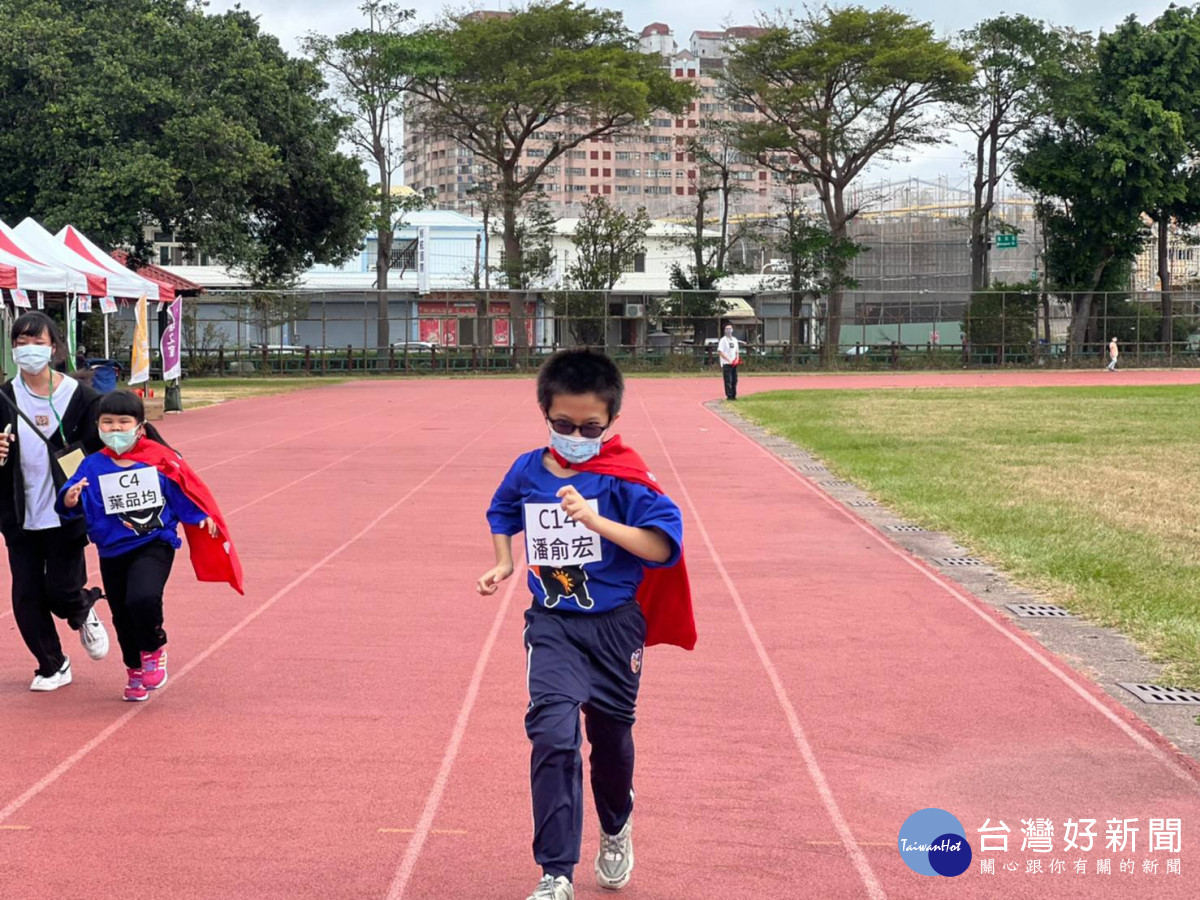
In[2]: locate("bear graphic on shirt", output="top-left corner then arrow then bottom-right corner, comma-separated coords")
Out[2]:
534,565 -> 594,610
119,505 -> 165,536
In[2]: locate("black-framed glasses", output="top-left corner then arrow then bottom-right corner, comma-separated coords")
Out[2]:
548,418 -> 609,439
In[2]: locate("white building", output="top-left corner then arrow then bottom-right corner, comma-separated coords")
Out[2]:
489,218 -> 719,292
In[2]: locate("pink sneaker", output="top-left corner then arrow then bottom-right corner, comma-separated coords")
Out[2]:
141,648 -> 168,691
123,669 -> 148,702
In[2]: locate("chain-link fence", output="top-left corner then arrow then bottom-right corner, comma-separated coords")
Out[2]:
114,288 -> 1200,376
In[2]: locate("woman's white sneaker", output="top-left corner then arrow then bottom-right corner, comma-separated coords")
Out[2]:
526,875 -> 573,900
30,657 -> 72,692
79,607 -> 110,661
595,817 -> 634,890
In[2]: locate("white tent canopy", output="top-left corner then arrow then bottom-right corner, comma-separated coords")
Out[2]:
0,223 -> 87,294
0,245 -> 74,293
0,219 -> 97,296
9,219 -> 119,300
51,222 -> 164,301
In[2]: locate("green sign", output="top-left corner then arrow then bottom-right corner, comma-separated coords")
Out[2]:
995,233 -> 1018,249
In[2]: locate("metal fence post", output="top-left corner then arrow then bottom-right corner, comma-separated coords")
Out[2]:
1000,290 -> 1006,366
1136,301 -> 1141,366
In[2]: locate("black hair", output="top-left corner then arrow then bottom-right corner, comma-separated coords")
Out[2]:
99,390 -> 145,422
536,348 -> 624,418
11,311 -> 63,350
97,389 -> 173,449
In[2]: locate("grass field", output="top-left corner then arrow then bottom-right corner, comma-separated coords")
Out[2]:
737,385 -> 1200,687
170,378 -> 348,409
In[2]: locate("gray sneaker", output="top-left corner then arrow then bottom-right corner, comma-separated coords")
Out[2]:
526,874 -> 573,900
595,816 -> 634,890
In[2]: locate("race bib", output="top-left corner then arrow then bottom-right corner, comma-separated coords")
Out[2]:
524,500 -> 603,567
98,468 -> 163,515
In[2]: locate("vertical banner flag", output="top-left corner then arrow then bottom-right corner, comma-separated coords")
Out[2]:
130,294 -> 150,385
36,291 -> 44,309
66,296 -> 77,371
417,226 -> 430,295
161,294 -> 182,381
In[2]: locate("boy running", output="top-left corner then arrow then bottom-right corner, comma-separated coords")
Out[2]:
478,349 -> 695,900
57,390 -> 243,701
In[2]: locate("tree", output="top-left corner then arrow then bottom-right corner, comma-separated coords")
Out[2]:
561,197 -> 650,346
1101,8 -> 1200,347
763,183 -> 862,353
725,5 -> 973,363
962,282 -> 1038,358
412,0 -> 693,354
303,2 -> 443,350
1014,29 -> 1187,351
0,0 -> 373,284
567,197 -> 650,290
684,118 -> 748,285
953,16 -> 1065,291
669,120 -> 753,296
494,192 -> 558,289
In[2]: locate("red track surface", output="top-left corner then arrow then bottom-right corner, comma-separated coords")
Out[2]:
3,370 -> 1200,899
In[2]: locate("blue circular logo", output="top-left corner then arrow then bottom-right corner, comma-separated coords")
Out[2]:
897,808 -> 973,877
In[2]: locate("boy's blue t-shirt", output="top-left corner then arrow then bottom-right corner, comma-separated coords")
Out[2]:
486,448 -> 683,613
56,453 -> 208,559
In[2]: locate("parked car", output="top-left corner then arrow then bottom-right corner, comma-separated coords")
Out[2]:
391,340 -> 440,352
248,343 -> 305,355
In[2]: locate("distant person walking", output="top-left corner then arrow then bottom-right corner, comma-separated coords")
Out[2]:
717,325 -> 740,400
1106,337 -> 1119,372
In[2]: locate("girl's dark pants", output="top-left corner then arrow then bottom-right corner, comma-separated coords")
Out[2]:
524,600 -> 646,882
99,541 -> 174,670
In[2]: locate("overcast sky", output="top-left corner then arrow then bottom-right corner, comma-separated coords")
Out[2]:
210,0 -> 1178,184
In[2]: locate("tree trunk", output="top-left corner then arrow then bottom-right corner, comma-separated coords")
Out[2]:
969,132 -> 988,293
1069,261 -> 1108,353
693,191 -> 706,281
500,178 -> 529,362
818,185 -> 850,366
376,231 -> 392,355
1158,216 -> 1173,347
375,150 -> 392,355
982,128 -> 999,289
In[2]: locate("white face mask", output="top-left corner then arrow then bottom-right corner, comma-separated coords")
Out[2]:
13,345 -> 53,375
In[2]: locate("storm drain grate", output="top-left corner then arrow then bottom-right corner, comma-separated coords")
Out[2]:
934,557 -> 987,567
888,524 -> 927,533
799,464 -> 828,472
847,500 -> 880,507
1006,603 -> 1073,618
821,480 -> 854,488
1118,683 -> 1200,705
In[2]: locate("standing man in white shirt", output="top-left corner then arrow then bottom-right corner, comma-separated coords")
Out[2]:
717,325 -> 740,400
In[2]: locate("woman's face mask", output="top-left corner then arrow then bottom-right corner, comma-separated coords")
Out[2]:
12,344 -> 53,375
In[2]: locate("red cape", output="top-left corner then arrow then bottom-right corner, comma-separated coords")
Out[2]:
104,438 -> 245,595
550,436 -> 696,650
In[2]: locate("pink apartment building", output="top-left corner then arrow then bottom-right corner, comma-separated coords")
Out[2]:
403,22 -> 794,219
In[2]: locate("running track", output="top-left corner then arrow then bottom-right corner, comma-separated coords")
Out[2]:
2,370 -> 1200,899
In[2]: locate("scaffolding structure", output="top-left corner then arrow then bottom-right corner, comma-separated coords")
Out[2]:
841,176 -> 1041,299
